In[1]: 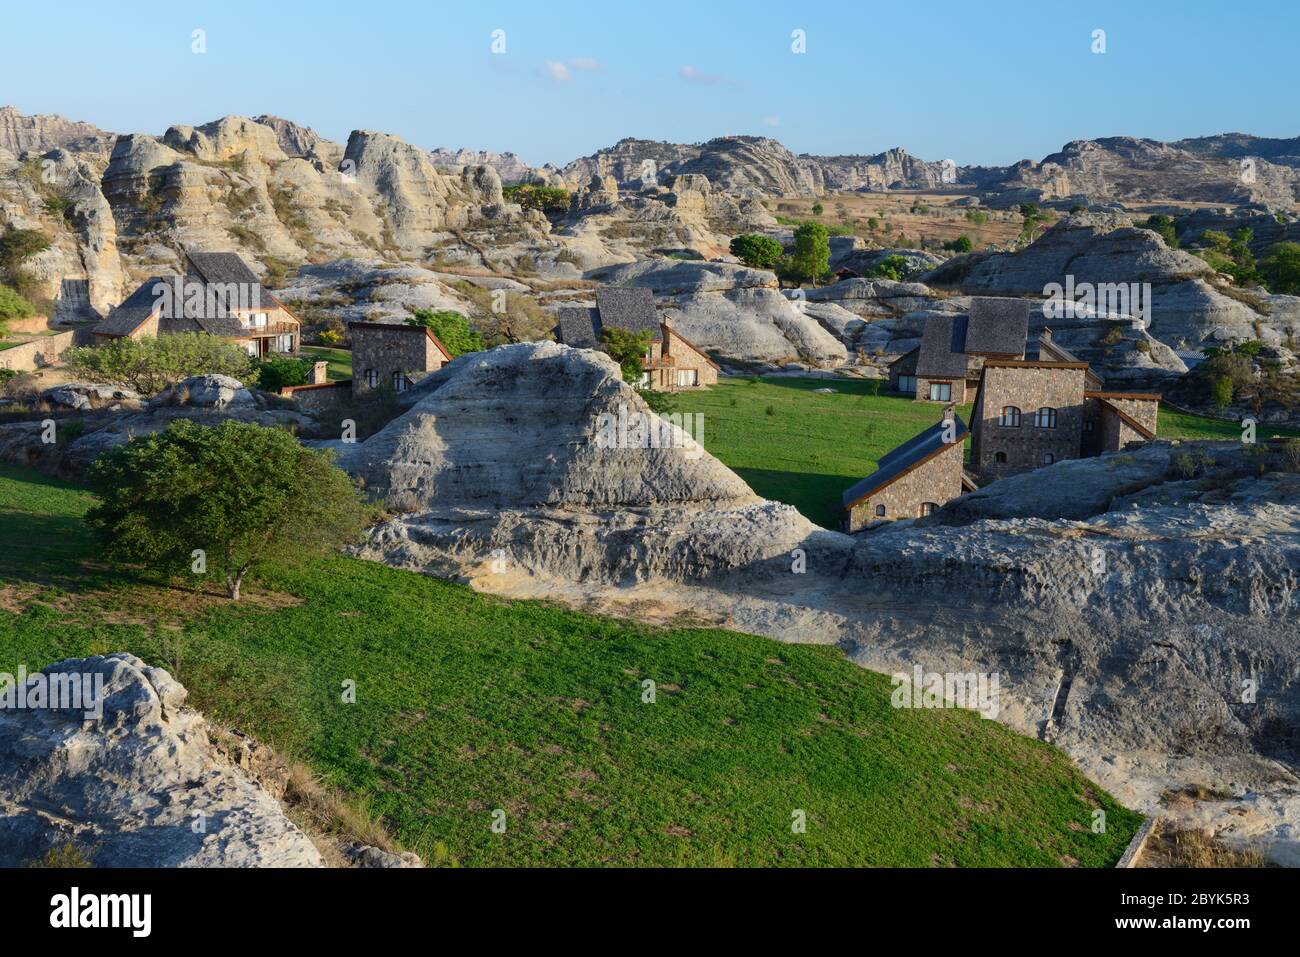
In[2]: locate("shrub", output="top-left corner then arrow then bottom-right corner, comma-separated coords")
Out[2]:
0,283 -> 36,328
943,235 -> 973,253
501,184 -> 570,213
256,354 -> 314,391
62,333 -> 254,395
811,202 -> 824,216
1260,242 -> 1300,295
729,234 -> 784,269
600,325 -> 653,382
866,255 -> 909,281
406,309 -> 483,356
867,217 -> 879,232
86,419 -> 369,600
1139,214 -> 1179,248
1281,438 -> 1300,472
1212,375 -> 1234,409
318,329 -> 343,346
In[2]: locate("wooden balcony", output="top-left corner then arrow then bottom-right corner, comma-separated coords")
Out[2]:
240,322 -> 299,338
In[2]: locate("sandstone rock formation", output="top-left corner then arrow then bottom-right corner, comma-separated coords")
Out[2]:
0,653 -> 322,867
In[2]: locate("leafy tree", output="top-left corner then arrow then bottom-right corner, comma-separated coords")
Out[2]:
811,202 -> 824,216
256,354 -> 314,391
1017,202 -> 1041,219
406,309 -> 483,356
728,234 -> 784,269
0,227 -> 51,296
1199,229 -> 1231,251
1260,242 -> 1300,295
63,332 -> 254,395
943,235 -> 973,253
867,217 -> 879,232
86,419 -> 369,600
501,184 -> 571,213
789,221 -> 831,285
600,326 -> 653,383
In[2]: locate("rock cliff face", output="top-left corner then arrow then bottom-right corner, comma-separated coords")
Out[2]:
0,105 -> 115,159
0,653 -> 322,867
987,135 -> 1300,208
342,343 -> 1300,861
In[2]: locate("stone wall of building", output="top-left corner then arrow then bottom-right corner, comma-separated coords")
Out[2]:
0,329 -> 76,372
280,380 -> 352,414
973,364 -> 1087,478
351,324 -> 445,395
916,375 -> 966,404
845,442 -> 965,531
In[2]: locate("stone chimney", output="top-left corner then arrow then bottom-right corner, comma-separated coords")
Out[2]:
1040,327 -> 1053,344
307,361 -> 329,385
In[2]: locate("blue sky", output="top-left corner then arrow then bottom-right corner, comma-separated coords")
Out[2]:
2,0 -> 1295,167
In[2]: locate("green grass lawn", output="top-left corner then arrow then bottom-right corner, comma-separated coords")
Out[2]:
664,376 -> 1300,529
667,377 -> 971,529
299,345 -> 353,381
0,462 -> 1140,867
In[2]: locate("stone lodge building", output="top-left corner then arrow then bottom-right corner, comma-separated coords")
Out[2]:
94,251 -> 301,358
889,297 -> 1030,403
841,408 -> 974,532
349,321 -> 453,395
556,286 -> 718,390
969,331 -> 1160,479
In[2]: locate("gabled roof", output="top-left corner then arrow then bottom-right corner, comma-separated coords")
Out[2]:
93,276 -> 168,337
184,251 -> 261,287
842,414 -> 968,508
965,298 -> 1029,356
555,306 -> 602,348
348,320 -> 454,361
915,314 -> 969,378
595,286 -> 660,338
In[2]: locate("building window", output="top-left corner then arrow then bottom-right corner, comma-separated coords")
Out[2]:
874,504 -> 886,518
364,369 -> 378,388
920,502 -> 939,516
676,369 -> 698,387
1034,407 -> 1057,429
392,371 -> 407,392
994,451 -> 1007,463
242,340 -> 258,357
1044,453 -> 1055,465
1083,420 -> 1095,432
928,381 -> 951,402
276,334 -> 294,353
999,406 -> 1021,427
897,375 -> 916,394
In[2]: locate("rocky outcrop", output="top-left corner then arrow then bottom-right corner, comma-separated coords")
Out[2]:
590,259 -> 848,364
429,146 -> 552,186
0,653 -> 322,867
0,105 -> 115,158
341,343 -> 1300,861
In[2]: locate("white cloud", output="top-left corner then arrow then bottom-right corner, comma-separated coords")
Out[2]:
680,65 -> 733,86
569,57 -> 601,71
544,60 -> 572,83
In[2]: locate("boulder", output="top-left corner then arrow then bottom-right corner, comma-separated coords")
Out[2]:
0,654 -> 322,867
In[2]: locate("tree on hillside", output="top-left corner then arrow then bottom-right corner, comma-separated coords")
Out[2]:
1139,214 -> 1179,248
406,309 -> 484,356
86,419 -> 369,600
789,222 -> 830,285
63,333 -> 254,395
1260,242 -> 1300,295
0,227 -> 51,298
728,234 -> 784,269
943,235 -> 973,253
600,326 -> 653,383
866,255 -> 909,281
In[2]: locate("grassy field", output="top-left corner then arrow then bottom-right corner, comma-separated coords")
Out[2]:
299,345 -> 353,381
667,376 -> 971,529
0,462 -> 1141,867
665,376 -> 1300,529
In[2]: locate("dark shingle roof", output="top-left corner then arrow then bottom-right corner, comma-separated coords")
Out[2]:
915,314 -> 969,378
556,306 -> 602,348
94,276 -> 170,337
965,297 -> 1029,356
185,251 -> 261,287
595,286 -> 660,338
556,286 -> 663,349
842,415 -> 968,508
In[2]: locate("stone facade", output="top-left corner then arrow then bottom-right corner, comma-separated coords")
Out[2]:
0,329 -> 76,372
971,362 -> 1089,478
349,321 -> 452,395
642,320 -> 718,390
888,354 -> 968,403
844,438 -> 966,531
916,374 -> 965,404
